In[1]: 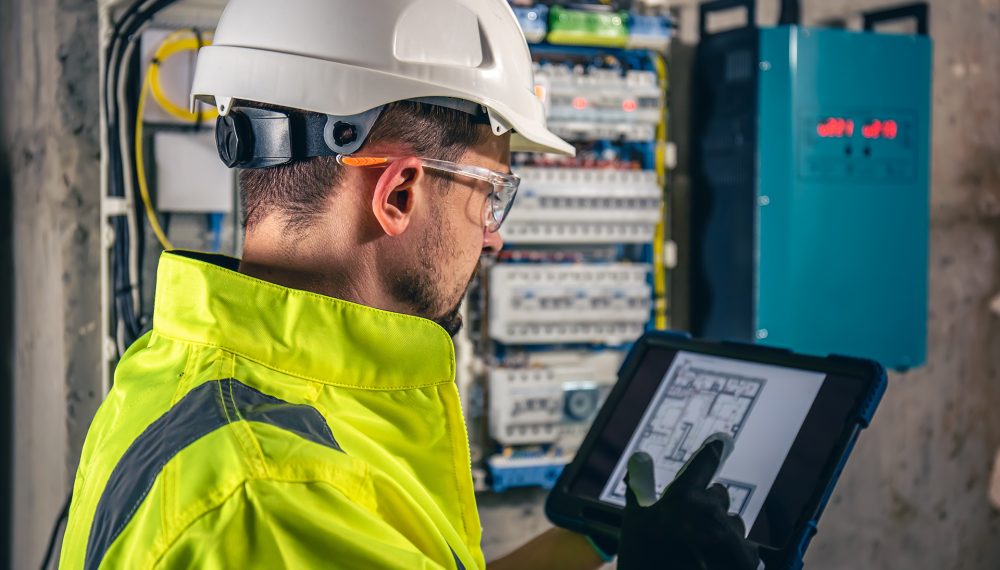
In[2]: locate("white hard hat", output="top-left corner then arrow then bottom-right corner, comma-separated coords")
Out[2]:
190,0 -> 575,160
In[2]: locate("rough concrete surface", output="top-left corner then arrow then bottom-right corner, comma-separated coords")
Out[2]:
1,0 -> 103,568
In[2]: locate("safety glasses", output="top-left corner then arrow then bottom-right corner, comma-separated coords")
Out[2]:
336,155 -> 520,233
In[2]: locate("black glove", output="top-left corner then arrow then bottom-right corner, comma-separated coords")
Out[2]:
617,435 -> 761,570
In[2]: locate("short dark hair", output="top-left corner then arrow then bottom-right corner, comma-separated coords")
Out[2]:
238,101 -> 492,232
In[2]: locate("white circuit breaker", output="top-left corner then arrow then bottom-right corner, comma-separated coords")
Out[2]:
488,263 -> 652,345
488,351 -> 624,450
503,167 -> 662,245
536,63 -> 662,141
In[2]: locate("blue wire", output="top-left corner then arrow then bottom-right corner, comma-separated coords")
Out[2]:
207,213 -> 225,253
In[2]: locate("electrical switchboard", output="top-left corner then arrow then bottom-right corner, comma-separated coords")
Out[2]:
691,0 -> 931,370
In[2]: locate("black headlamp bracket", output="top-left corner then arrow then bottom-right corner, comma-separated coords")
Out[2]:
215,105 -> 385,169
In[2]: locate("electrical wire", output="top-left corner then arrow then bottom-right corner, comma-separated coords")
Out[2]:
134,28 -> 220,251
38,492 -> 71,570
105,0 -> 167,350
136,58 -> 175,250
117,34 -> 144,312
148,30 -> 217,123
652,52 -> 668,330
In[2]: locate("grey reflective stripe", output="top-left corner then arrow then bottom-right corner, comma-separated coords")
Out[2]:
84,379 -> 340,570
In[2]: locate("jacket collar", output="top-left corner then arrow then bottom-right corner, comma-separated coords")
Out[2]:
152,251 -> 456,389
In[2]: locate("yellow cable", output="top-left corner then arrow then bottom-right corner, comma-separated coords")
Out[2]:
136,67 -> 174,250
135,29 -> 217,251
652,53 -> 669,330
149,30 -> 217,123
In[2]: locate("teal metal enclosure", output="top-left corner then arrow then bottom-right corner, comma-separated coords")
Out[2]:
691,1 -> 932,371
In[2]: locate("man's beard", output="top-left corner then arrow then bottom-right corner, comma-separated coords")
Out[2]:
388,224 -> 478,337
391,266 -> 477,337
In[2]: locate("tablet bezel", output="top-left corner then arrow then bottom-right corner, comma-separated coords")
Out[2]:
545,331 -> 886,569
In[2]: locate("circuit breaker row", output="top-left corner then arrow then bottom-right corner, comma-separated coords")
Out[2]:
489,264 -> 652,345
501,221 -> 658,245
537,64 -> 662,126
488,351 -> 623,448
503,167 -> 661,243
510,167 -> 662,223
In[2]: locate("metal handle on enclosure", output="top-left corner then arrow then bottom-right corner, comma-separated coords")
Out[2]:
699,0 -> 757,38
862,2 -> 929,36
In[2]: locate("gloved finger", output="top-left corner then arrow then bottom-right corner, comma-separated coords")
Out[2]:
672,433 -> 734,491
727,512 -> 747,537
706,483 -> 732,511
625,451 -> 658,507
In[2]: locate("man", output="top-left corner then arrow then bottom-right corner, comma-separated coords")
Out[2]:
60,0 -> 759,568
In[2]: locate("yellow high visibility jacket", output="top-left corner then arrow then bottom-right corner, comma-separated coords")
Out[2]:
60,251 -> 484,570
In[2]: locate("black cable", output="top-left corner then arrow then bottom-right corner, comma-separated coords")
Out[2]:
39,492 -> 71,570
105,3 -> 147,348
104,0 -> 185,347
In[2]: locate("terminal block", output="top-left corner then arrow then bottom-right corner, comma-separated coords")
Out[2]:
487,454 -> 570,492
535,63 -> 661,142
488,264 -> 652,345
503,167 -> 662,245
487,351 -> 622,447
486,351 -> 624,492
488,367 -> 565,446
501,221 -> 658,245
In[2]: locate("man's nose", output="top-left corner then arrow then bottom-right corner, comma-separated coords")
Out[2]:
482,227 -> 504,255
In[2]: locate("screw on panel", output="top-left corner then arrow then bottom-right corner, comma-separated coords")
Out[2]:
759,61 -> 772,71
759,196 -> 771,206
756,329 -> 769,340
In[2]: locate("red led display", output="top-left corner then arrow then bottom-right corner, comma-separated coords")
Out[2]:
862,119 -> 898,140
817,117 -> 899,140
571,97 -> 588,110
622,99 -> 638,112
816,117 -> 854,138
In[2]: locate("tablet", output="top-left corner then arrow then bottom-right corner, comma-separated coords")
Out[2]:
546,332 -> 886,569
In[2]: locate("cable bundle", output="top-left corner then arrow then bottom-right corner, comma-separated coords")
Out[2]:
102,0 -> 210,356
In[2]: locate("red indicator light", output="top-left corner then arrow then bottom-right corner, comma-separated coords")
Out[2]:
817,117 -> 854,138
862,119 -> 882,139
571,97 -> 588,110
622,99 -> 638,112
861,118 -> 899,139
883,120 -> 898,139
819,116 -> 899,140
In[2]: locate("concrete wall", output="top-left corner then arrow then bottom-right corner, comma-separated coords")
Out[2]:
1,0 -> 998,568
481,2 -> 1000,569
0,0 -> 103,568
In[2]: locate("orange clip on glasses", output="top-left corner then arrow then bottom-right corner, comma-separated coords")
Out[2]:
337,155 -> 520,233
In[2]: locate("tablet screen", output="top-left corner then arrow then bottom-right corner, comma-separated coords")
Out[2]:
567,345 -> 866,549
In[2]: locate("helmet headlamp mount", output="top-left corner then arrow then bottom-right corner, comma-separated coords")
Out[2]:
214,97 -> 495,170
214,105 -> 385,169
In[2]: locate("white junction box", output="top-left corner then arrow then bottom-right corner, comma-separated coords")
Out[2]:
488,263 -> 652,345
154,131 -> 234,213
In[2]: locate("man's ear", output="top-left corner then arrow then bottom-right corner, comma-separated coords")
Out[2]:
371,157 -> 425,237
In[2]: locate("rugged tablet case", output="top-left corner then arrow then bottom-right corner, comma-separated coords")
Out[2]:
545,330 -> 887,570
